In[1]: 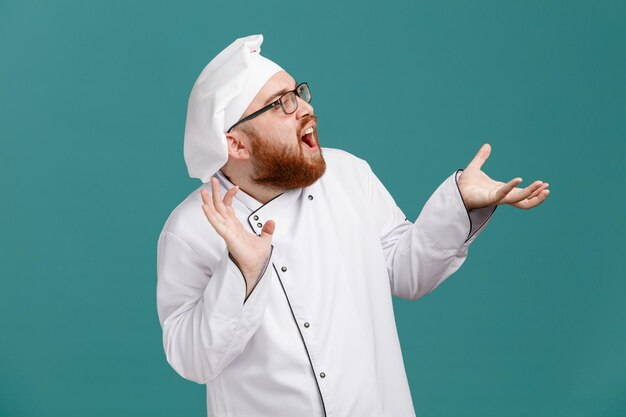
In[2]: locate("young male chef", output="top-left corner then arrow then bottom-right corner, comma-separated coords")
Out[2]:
156,34 -> 550,417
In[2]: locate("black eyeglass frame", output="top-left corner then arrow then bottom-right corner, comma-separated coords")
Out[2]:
227,82 -> 311,133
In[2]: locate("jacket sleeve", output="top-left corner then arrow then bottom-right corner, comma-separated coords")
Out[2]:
366,163 -> 497,300
156,231 -> 274,383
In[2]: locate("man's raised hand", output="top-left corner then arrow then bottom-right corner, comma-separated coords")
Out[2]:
201,177 -> 275,296
457,144 -> 550,210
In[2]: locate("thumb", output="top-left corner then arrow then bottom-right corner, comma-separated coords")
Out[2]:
260,220 -> 276,240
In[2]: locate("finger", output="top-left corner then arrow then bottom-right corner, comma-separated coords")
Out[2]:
466,143 -> 491,170
508,180 -> 544,203
211,177 -> 228,217
494,177 -> 523,201
527,182 -> 549,200
200,188 -> 212,206
202,199 -> 225,228
526,183 -> 545,200
260,220 -> 276,240
225,204 -> 237,219
201,188 -> 225,223
514,189 -> 550,209
223,185 -> 239,207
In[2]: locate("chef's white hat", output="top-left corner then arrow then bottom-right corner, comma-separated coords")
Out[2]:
183,34 -> 283,182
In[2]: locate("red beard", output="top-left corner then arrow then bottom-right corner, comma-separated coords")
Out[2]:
248,115 -> 326,190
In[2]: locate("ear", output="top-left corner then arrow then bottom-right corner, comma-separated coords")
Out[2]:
225,132 -> 251,160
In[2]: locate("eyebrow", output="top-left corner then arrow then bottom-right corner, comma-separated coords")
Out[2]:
263,81 -> 298,105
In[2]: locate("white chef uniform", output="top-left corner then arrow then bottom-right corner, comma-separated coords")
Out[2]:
156,146 -> 497,417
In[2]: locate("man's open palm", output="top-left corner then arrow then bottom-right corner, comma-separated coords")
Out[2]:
201,177 -> 275,287
457,144 -> 550,210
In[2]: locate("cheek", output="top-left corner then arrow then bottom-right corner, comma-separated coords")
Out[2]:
260,120 -> 300,147
263,129 -> 296,150
281,126 -> 300,145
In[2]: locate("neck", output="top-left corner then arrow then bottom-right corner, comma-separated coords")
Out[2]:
220,168 -> 286,205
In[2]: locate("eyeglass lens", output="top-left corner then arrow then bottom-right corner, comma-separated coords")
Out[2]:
280,84 -> 311,114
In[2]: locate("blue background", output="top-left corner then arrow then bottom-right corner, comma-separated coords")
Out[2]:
1,0 -> 625,416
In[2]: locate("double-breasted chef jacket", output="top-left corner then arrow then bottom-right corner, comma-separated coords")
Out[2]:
157,147 -> 497,417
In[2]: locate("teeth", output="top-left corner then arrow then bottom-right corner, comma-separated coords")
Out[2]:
305,127 -> 314,135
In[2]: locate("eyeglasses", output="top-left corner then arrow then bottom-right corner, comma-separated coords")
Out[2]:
227,82 -> 311,133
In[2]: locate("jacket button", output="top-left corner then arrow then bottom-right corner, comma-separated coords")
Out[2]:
308,195 -> 314,200
319,372 -> 326,378
253,215 -> 259,221
304,322 -> 310,328
281,266 -> 287,272
257,222 -> 263,228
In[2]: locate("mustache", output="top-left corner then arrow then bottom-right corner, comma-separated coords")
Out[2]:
297,114 -> 318,136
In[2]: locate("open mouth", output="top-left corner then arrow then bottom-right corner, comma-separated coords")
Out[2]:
300,126 -> 318,149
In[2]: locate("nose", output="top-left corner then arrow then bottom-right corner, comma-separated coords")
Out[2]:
295,95 -> 314,119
